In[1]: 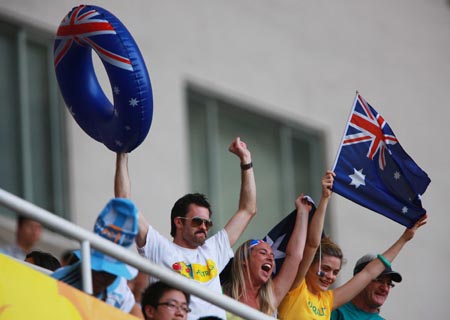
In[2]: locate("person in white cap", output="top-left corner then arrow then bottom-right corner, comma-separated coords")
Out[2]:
115,137 -> 257,320
52,198 -> 143,318
330,253 -> 402,320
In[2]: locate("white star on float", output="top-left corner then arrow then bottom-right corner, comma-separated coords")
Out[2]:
129,98 -> 138,107
68,106 -> 75,116
113,86 -> 120,95
265,234 -> 286,274
115,140 -> 123,147
125,125 -> 131,131
394,171 -> 401,180
402,206 -> 408,214
114,109 -> 119,117
349,168 -> 366,189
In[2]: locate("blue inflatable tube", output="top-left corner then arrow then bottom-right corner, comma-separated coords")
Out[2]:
54,5 -> 153,152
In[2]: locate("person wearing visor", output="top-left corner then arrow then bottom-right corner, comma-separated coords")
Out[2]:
115,137 -> 257,320
52,198 -> 144,318
330,254 -> 402,320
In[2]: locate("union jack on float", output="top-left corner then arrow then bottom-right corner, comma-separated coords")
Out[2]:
332,93 -> 430,227
54,4 -> 133,71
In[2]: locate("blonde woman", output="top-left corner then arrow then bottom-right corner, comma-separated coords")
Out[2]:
223,192 -> 320,317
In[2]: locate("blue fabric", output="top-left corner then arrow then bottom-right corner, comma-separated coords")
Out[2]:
54,198 -> 139,280
70,198 -> 139,280
52,263 -> 131,310
52,262 -> 83,290
332,93 -> 430,227
93,198 -> 138,248
72,249 -> 137,280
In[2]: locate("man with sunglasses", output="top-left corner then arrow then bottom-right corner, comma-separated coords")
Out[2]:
115,137 -> 256,320
331,253 -> 402,320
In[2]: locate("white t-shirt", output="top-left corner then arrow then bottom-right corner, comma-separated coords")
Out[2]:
138,226 -> 233,320
104,276 -> 136,313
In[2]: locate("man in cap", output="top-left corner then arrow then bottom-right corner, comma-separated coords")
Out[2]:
115,137 -> 257,320
52,198 -> 143,318
331,253 -> 402,320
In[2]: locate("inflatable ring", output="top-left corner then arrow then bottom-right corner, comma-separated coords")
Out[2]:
54,5 -> 153,152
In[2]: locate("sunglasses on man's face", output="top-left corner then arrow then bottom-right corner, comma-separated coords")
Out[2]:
178,216 -> 213,229
373,277 -> 395,288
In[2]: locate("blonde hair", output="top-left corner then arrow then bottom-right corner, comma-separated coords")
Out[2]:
223,240 -> 276,315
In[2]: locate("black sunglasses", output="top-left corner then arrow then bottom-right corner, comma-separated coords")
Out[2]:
178,216 -> 213,229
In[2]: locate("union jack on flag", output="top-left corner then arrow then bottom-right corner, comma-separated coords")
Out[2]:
332,93 -> 431,227
342,95 -> 398,170
54,4 -> 133,71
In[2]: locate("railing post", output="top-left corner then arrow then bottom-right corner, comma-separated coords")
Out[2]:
81,240 -> 93,295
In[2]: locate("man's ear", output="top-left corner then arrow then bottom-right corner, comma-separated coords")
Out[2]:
174,217 -> 184,229
144,305 -> 156,319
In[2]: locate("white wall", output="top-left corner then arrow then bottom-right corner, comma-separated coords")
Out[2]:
1,0 -> 448,318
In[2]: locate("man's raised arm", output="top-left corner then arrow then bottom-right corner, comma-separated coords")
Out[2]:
115,153 -> 149,247
224,137 -> 257,247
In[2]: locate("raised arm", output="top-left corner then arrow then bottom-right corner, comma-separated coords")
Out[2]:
224,137 -> 257,247
115,153 -> 149,248
291,170 -> 335,289
272,194 -> 310,307
332,214 -> 428,309
115,153 -> 131,198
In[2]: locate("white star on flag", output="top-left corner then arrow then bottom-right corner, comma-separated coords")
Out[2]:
265,233 -> 287,274
349,168 -> 366,189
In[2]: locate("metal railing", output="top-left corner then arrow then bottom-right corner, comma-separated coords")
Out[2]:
0,188 -> 274,320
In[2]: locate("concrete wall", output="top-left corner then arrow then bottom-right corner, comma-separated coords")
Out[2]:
1,0 -> 448,318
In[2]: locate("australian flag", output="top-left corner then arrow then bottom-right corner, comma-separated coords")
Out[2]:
332,93 -> 431,228
220,196 -> 316,283
263,195 -> 316,276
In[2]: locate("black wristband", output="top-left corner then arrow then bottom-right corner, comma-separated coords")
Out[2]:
240,162 -> 253,170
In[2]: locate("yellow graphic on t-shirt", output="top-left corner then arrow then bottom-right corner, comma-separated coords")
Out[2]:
171,259 -> 218,282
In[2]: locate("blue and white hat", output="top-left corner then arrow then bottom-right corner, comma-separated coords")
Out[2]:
73,198 -> 139,280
